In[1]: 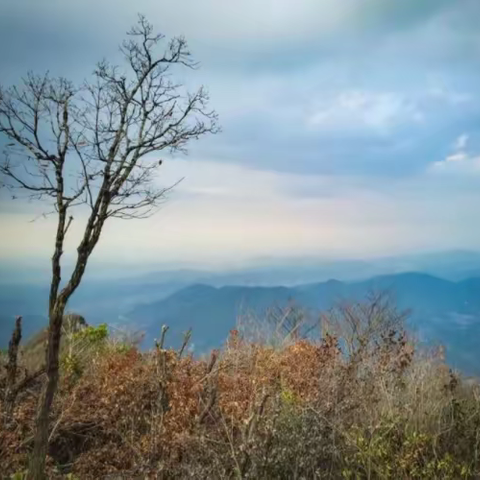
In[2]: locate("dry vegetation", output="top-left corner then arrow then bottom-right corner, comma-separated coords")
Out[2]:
1,297 -> 480,479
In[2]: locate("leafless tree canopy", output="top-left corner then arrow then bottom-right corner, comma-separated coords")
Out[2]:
0,15 -> 218,217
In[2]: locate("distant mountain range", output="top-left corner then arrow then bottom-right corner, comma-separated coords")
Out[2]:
126,273 -> 480,375
2,250 -> 480,287
1,250 -> 479,375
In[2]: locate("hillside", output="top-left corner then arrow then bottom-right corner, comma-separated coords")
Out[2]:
2,302 -> 480,478
2,270 -> 479,375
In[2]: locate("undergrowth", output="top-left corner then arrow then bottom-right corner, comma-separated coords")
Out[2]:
1,298 -> 479,479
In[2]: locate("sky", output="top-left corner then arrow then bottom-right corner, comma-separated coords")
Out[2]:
0,0 -> 479,271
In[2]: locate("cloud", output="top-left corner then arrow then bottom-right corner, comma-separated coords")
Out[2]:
201,71 -> 478,178
428,87 -> 472,106
1,0 -> 480,265
433,153 -> 480,172
307,91 -> 424,133
2,0 -> 453,48
454,133 -> 469,150
445,152 -> 469,163
430,133 -> 480,173
1,157 -> 479,266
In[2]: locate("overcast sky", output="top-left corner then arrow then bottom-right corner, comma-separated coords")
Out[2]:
0,0 -> 479,270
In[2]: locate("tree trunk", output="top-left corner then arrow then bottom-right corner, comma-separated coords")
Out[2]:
27,303 -> 65,480
3,316 -> 22,423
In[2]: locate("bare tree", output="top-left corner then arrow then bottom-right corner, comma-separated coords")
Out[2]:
0,15 -> 219,479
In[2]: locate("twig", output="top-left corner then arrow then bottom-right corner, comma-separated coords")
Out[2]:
178,328 -> 192,359
155,324 -> 169,350
63,215 -> 74,236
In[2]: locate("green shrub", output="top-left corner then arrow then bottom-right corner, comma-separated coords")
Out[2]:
344,423 -> 473,479
9,471 -> 28,480
60,324 -> 109,379
72,323 -> 108,343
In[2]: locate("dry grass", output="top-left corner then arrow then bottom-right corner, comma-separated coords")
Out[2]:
1,298 -> 479,479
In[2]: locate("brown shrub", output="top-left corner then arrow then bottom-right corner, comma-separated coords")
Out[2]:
1,299 -> 479,479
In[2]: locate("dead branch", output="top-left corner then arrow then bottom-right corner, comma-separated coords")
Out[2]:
197,350 -> 219,426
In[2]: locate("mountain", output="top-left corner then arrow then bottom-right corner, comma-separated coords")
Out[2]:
0,279 -> 187,346
0,284 -> 49,346
128,273 -> 480,375
134,250 -> 480,286
369,250 -> 480,282
3,249 -> 479,287
2,250 -> 480,373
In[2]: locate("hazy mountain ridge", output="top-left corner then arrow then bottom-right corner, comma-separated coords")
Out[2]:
1,252 -> 479,374
127,272 -> 480,374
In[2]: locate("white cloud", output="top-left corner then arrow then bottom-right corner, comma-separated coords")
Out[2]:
445,152 -> 468,163
159,158 -> 341,202
430,134 -> 480,173
432,154 -> 480,172
454,133 -> 469,150
307,91 -> 423,133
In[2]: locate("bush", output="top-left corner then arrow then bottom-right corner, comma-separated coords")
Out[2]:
60,323 -> 109,380
1,298 -> 479,479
